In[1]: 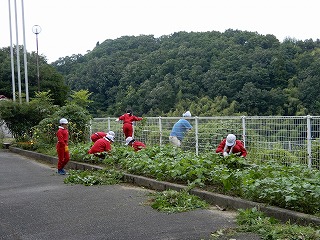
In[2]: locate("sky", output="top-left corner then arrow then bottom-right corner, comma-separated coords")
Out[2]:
1,0 -> 319,63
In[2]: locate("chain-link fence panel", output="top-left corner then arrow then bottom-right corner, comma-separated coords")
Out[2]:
91,115 -> 320,169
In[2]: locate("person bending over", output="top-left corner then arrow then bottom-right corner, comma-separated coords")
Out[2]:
88,132 -> 115,158
169,111 -> 192,147
216,134 -> 247,157
125,137 -> 146,151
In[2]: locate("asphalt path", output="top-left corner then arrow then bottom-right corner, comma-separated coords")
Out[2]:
0,150 -> 261,240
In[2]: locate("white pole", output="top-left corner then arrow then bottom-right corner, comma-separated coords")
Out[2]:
8,0 -> 16,102
21,0 -> 29,102
242,116 -> 246,148
159,116 -> 162,146
306,115 -> 312,168
195,116 -> 199,156
14,0 -> 22,104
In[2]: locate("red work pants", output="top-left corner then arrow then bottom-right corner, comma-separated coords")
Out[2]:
56,142 -> 70,170
122,123 -> 133,138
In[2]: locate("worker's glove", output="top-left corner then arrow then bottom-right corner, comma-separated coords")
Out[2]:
65,146 -> 69,152
223,152 -> 229,157
115,118 -> 120,122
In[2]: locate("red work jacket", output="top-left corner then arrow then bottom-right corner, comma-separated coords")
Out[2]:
88,137 -> 112,154
216,139 -> 247,157
119,114 -> 142,124
131,141 -> 146,151
91,132 -> 107,142
56,126 -> 68,148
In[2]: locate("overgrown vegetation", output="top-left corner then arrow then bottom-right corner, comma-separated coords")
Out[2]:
64,169 -> 123,186
110,145 -> 320,215
211,207 -> 320,240
0,91 -> 57,141
148,189 -> 208,213
0,90 -> 92,143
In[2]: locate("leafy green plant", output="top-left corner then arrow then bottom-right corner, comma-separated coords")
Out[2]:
241,163 -> 320,214
64,169 -> 124,186
148,189 -> 208,213
235,207 -> 320,240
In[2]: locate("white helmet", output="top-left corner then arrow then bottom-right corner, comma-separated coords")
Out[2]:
59,118 -> 68,124
182,111 -> 191,117
107,131 -> 115,137
106,134 -> 114,142
226,134 -> 236,146
125,137 -> 134,145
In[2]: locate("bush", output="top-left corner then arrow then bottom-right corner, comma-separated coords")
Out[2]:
0,99 -> 57,141
32,103 -> 92,145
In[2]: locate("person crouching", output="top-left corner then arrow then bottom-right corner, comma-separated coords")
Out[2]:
88,132 -> 115,158
216,134 -> 247,157
90,130 -> 115,143
125,137 -> 146,151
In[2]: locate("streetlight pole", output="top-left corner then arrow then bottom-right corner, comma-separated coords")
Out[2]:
32,25 -> 41,91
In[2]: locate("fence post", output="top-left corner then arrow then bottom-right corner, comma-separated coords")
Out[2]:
195,116 -> 199,156
242,116 -> 246,148
89,119 -> 92,141
107,117 -> 111,131
159,116 -> 162,146
306,115 -> 312,168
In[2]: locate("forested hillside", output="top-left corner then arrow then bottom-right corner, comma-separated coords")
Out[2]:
31,30 -> 320,116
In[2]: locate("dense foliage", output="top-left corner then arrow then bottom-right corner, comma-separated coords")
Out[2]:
32,103 -> 92,145
212,207 -> 320,240
0,90 -> 92,143
51,29 -> 320,116
0,91 -> 58,141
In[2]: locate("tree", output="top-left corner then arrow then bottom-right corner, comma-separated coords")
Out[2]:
50,30 -> 320,116
0,46 -> 68,105
67,89 -> 93,109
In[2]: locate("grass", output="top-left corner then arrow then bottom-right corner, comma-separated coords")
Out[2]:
147,189 -> 209,213
63,168 -> 124,186
210,207 -> 320,240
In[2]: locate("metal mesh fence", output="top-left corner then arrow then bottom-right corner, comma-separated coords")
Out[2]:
90,115 -> 320,169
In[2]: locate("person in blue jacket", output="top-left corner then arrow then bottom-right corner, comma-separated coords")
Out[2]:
169,111 -> 192,147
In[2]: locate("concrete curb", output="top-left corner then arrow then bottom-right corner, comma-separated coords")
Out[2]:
9,147 -> 320,226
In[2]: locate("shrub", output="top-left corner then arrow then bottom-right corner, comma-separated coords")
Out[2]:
32,103 -> 92,145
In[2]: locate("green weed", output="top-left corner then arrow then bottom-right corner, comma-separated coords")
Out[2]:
148,189 -> 209,213
236,207 -> 320,240
64,169 -> 124,186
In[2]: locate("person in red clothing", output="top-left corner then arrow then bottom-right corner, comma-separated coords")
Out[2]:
56,118 -> 70,175
116,109 -> 143,139
90,131 -> 107,142
125,137 -> 146,151
88,132 -> 115,158
90,131 -> 115,142
216,134 -> 247,157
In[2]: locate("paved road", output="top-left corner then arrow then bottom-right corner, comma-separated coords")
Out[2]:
0,150 -> 261,240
